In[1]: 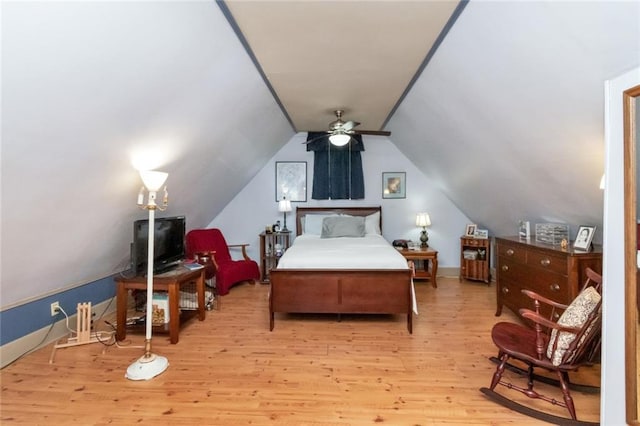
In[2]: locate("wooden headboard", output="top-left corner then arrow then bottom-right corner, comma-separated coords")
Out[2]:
294,206 -> 382,236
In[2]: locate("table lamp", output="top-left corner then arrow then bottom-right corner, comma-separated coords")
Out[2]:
278,197 -> 292,232
416,212 -> 431,248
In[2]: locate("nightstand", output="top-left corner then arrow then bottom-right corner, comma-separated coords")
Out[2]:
398,247 -> 438,288
460,236 -> 491,284
259,231 -> 291,282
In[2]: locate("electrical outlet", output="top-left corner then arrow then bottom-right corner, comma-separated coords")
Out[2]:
50,301 -> 60,316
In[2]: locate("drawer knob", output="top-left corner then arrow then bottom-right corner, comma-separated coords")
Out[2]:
506,249 -> 514,256
502,287 -> 509,294
540,258 -> 551,267
550,283 -> 560,292
501,265 -> 509,272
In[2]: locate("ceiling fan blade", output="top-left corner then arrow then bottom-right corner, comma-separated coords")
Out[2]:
341,120 -> 360,131
302,132 -> 330,144
303,132 -> 363,147
353,130 -> 391,136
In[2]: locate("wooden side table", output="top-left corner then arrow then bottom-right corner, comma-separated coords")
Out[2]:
398,247 -> 438,288
114,267 -> 205,344
460,236 -> 491,284
259,231 -> 291,282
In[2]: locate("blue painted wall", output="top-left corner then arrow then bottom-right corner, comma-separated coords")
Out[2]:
0,276 -> 117,345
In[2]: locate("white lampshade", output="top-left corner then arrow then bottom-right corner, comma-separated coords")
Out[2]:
416,213 -> 431,228
599,174 -> 605,190
140,170 -> 168,191
278,198 -> 292,213
329,133 -> 350,146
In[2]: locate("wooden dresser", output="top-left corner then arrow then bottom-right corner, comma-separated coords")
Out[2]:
495,236 -> 602,320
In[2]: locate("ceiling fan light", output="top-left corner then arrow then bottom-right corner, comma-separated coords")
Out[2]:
329,133 -> 350,146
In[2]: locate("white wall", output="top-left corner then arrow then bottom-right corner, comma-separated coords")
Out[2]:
1,1 -> 291,308
389,1 -> 640,242
209,133 -> 471,269
602,66 -> 640,424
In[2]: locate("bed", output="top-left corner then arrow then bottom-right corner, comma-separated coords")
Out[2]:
269,206 -> 415,332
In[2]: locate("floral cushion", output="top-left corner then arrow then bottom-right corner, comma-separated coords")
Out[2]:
546,286 -> 601,366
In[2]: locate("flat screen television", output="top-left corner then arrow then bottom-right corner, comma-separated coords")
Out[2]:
132,216 -> 186,275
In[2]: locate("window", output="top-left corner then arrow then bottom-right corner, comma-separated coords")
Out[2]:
306,133 -> 365,200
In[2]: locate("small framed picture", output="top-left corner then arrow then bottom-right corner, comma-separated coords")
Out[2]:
465,224 -> 477,237
573,225 -> 596,251
475,229 -> 489,239
382,172 -> 406,199
518,220 -> 531,240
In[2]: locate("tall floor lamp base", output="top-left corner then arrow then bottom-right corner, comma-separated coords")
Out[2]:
126,352 -> 169,381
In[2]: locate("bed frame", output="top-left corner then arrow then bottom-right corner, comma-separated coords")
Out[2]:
269,206 -> 414,332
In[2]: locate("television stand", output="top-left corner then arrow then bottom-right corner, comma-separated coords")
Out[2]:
152,261 -> 182,275
115,266 -> 205,344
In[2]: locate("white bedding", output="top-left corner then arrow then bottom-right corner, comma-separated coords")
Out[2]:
275,233 -> 417,314
276,234 -> 410,270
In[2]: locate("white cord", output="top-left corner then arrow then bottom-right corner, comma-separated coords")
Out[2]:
56,306 -> 76,334
57,305 -> 121,348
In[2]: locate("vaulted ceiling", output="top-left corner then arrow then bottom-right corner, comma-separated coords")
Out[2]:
1,1 -> 639,308
220,0 -> 639,236
221,0 -> 463,132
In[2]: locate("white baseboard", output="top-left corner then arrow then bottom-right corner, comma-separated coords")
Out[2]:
0,298 -> 117,369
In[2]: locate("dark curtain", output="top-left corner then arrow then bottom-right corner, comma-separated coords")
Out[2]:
306,132 -> 365,200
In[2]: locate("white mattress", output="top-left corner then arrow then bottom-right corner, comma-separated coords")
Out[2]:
276,234 -> 409,270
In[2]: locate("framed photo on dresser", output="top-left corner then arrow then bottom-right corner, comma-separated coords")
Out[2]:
573,225 -> 596,251
465,224 -> 477,237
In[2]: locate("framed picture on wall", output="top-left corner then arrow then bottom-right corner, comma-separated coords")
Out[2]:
382,172 -> 406,199
276,161 -> 307,202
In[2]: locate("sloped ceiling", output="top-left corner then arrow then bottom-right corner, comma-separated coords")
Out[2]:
389,1 -> 640,237
222,0 -> 462,131
222,0 -> 640,238
1,1 -> 293,307
1,1 -> 639,308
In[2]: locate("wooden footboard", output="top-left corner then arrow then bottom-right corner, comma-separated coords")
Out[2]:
269,269 -> 413,333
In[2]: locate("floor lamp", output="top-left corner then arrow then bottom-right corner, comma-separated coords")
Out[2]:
126,170 -> 169,380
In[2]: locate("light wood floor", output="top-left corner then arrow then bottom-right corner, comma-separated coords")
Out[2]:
1,276 -> 600,425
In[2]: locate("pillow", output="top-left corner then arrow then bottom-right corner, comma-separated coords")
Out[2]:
303,214 -> 337,235
340,212 -> 381,235
546,286 -> 601,366
365,211 -> 381,235
321,216 -> 366,238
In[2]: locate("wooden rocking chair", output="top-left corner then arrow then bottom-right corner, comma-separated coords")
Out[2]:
480,267 -> 602,425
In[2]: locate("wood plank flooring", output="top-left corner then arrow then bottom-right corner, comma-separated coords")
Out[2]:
1,277 -> 600,425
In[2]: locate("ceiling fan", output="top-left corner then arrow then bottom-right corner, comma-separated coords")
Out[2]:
304,110 -> 391,146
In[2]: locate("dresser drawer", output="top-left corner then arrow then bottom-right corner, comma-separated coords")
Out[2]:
527,250 -> 567,275
498,279 -> 532,313
530,270 -> 569,301
497,257 -> 530,286
500,278 -> 564,320
463,238 -> 486,248
497,242 -> 527,263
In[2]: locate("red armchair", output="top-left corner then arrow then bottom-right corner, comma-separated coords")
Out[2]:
185,228 -> 260,296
